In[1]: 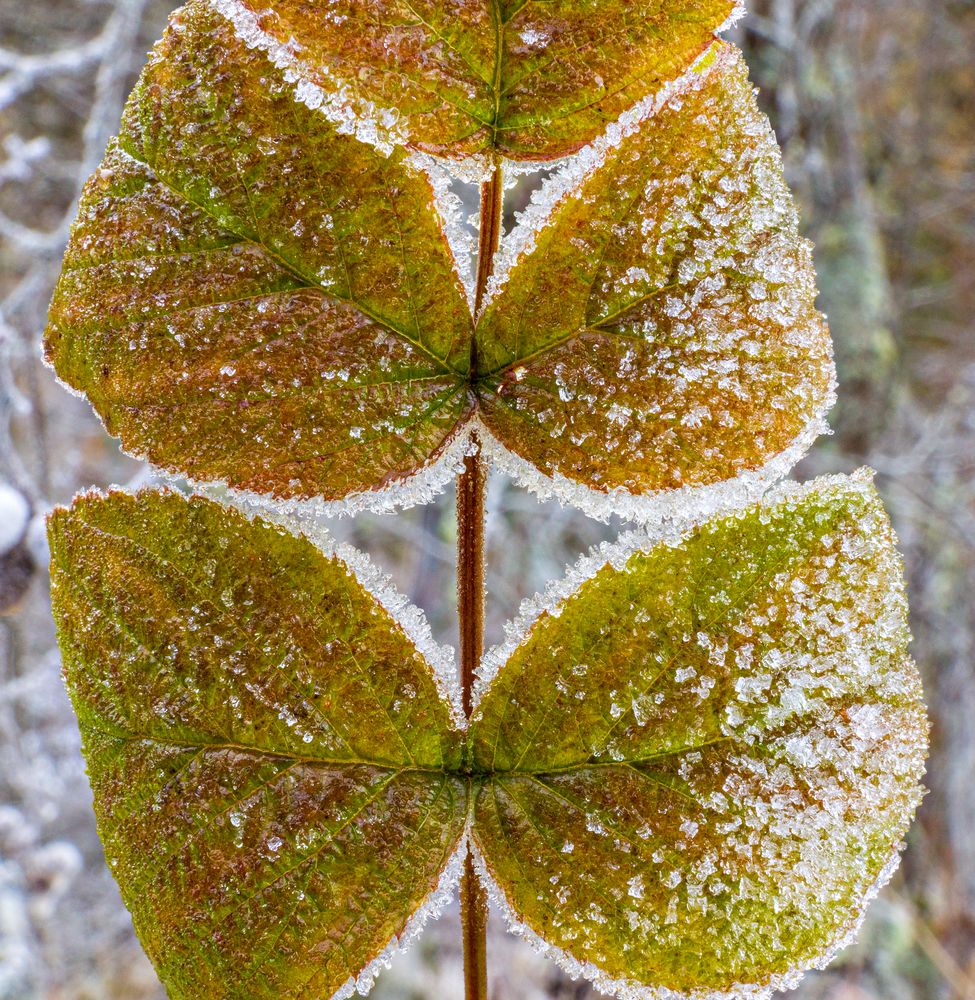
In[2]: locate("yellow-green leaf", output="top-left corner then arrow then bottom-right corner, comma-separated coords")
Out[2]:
470,473 -> 927,995
45,1 -> 473,504
47,489 -> 467,1000
209,0 -> 739,161
476,46 -> 834,515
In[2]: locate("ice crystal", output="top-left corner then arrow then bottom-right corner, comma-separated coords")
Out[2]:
207,0 -> 409,156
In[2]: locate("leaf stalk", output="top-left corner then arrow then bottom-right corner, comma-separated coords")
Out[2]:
457,160 -> 502,1000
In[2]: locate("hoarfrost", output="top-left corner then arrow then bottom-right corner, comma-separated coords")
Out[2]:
151,421 -> 476,521
207,0 -> 409,156
406,152 -> 478,309
327,836 -> 469,1000
476,400 -> 834,527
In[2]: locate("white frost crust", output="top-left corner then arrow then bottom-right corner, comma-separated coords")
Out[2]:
327,834 -> 469,1000
407,152 -> 479,310
471,468 -> 874,711
206,0 -> 409,156
482,42 -> 733,311
53,336 -> 833,532
477,377 -> 835,527
102,376 -> 833,542
719,0 -> 748,35
469,835 -> 905,1000
150,420 -> 477,521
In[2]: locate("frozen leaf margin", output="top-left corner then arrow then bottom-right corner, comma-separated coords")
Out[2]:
47,488 -> 468,1000
476,45 -> 835,510
470,471 -> 928,997
44,1 -> 474,505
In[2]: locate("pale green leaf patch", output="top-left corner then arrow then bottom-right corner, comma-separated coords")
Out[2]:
470,470 -> 927,996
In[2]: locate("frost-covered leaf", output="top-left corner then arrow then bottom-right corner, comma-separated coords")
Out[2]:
476,46 -> 834,510
470,473 -> 927,996
45,1 -> 473,503
211,0 -> 739,161
44,5 -> 835,521
47,489 -> 467,1000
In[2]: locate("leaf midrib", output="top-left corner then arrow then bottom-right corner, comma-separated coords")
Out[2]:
87,721 -> 737,781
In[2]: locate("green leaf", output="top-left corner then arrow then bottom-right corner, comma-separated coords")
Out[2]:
45,0 -> 473,504
470,473 -> 927,995
208,0 -> 739,161
47,489 -> 467,1000
476,45 -> 834,509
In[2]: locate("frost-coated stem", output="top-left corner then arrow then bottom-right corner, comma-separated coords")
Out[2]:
457,445 -> 489,1000
457,445 -> 486,717
457,161 -> 502,1000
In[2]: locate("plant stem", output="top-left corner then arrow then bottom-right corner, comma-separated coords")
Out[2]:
457,445 -> 487,718
457,161 -> 502,1000
457,441 -> 489,1000
457,443 -> 488,1000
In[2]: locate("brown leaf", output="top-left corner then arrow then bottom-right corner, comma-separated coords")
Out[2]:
209,0 -> 739,160
476,46 -> 834,511
45,2 -> 473,503
48,489 -> 467,999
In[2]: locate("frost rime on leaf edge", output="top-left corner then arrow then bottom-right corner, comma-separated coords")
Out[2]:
327,837 -> 471,1000
150,380 -> 835,531
481,42 -> 736,311
204,0 -> 746,179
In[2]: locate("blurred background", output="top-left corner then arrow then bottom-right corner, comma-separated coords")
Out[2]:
1,0 -> 973,997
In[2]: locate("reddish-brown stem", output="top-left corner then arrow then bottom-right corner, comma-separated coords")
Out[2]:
457,442 -> 488,1000
457,161 -> 502,1000
457,443 -> 487,718
457,440 -> 489,1000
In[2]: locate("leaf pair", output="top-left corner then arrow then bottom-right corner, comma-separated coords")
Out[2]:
48,475 -> 927,1000
44,0 -> 833,521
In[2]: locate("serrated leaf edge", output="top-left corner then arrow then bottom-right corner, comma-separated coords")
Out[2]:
327,834 -> 471,1000
476,399 -> 836,526
207,0 -> 410,157
145,386 -> 836,531
145,417 -> 476,521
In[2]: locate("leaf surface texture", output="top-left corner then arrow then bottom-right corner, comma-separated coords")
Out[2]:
46,1 -> 473,502
470,475 -> 927,993
48,490 -> 467,1000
